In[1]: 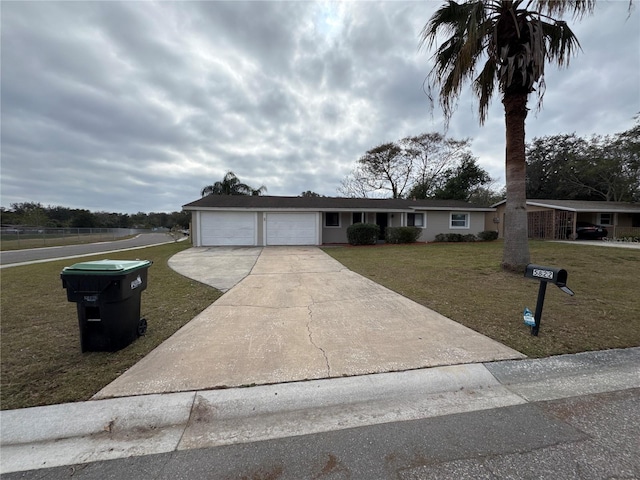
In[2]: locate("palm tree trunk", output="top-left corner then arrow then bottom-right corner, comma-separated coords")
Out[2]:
502,92 -> 531,271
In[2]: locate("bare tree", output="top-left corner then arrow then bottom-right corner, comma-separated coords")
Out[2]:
403,133 -> 472,198
338,133 -> 475,199
338,142 -> 411,198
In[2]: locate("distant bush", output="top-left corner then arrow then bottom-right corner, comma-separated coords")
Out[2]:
385,226 -> 421,244
434,231 -> 500,243
434,233 -> 476,243
434,233 -> 447,242
347,223 -> 379,245
477,230 -> 499,241
435,233 -> 462,242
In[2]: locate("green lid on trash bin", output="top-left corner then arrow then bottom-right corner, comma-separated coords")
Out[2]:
61,259 -> 152,275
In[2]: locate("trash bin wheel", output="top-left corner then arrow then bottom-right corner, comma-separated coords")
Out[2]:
137,318 -> 148,336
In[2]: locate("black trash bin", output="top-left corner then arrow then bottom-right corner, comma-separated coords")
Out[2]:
61,259 -> 152,352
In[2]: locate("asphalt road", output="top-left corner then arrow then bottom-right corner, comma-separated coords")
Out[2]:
0,233 -> 177,267
4,387 -> 637,479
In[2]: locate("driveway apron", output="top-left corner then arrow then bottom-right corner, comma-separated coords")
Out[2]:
94,246 -> 524,399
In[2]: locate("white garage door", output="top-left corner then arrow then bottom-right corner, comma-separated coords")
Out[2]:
266,213 -> 318,245
200,212 -> 256,246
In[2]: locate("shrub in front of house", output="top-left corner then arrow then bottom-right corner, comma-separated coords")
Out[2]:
385,226 -> 421,244
434,233 -> 477,242
347,223 -> 380,245
435,233 -> 462,242
434,231 -> 500,243
477,230 -> 499,241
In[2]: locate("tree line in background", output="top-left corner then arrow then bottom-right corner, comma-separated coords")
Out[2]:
0,203 -> 190,230
526,125 -> 639,202
336,126 -> 639,205
4,126 -> 636,230
338,132 -> 499,204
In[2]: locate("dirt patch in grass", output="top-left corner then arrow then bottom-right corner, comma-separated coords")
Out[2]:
323,241 -> 640,358
1,242 -> 221,410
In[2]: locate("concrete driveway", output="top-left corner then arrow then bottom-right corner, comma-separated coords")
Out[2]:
95,246 -> 525,399
167,246 -> 262,292
553,239 -> 640,250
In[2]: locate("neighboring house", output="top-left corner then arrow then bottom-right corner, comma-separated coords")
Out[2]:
492,199 -> 640,240
182,196 -> 495,247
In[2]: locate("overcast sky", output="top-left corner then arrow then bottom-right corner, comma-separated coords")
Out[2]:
1,1 -> 638,214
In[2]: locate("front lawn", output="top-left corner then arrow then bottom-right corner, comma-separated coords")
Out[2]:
0,242 -> 221,410
323,241 -> 640,358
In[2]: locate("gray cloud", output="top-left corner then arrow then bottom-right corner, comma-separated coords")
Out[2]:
1,1 -> 637,213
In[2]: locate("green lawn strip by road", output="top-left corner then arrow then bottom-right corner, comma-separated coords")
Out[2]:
323,241 -> 640,358
0,242 -> 221,410
0,233 -> 139,251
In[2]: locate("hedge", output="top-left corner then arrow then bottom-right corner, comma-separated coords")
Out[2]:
434,230 -> 499,243
385,226 -> 421,244
347,223 -> 379,245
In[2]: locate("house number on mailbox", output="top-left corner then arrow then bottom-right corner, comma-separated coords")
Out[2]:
532,269 -> 554,280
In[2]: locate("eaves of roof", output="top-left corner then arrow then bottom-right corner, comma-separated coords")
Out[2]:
527,200 -> 640,213
491,199 -> 640,213
182,195 -> 495,212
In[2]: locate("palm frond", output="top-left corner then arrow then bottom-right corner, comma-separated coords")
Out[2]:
534,0 -> 596,19
420,0 -> 494,124
421,0 -> 594,124
473,57 -> 498,123
541,19 -> 581,66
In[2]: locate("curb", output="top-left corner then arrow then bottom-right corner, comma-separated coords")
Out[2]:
0,364 -> 518,474
1,348 -> 639,474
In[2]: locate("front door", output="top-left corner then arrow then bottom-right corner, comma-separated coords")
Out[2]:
376,212 -> 388,241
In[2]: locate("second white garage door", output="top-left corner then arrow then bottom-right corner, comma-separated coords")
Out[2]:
266,213 -> 319,245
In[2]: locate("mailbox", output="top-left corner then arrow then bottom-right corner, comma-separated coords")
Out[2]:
525,264 -> 567,285
523,264 -> 574,336
524,264 -> 573,295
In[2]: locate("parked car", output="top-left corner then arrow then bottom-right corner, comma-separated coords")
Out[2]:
567,222 -> 608,240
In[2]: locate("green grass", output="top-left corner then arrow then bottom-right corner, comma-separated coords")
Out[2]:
2,240 -> 638,410
323,241 -> 640,358
1,233 -> 137,251
1,242 -> 221,410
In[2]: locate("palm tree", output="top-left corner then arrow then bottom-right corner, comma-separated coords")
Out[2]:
201,171 -> 267,197
420,0 -> 594,271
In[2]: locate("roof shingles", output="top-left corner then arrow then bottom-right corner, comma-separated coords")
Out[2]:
183,195 -> 494,211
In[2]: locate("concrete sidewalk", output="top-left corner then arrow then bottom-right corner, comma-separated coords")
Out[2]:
93,246 -> 524,399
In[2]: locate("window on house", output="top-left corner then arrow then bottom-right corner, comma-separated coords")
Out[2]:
598,213 -> 613,225
407,213 -> 425,227
325,212 -> 340,227
352,212 -> 363,224
450,212 -> 469,229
